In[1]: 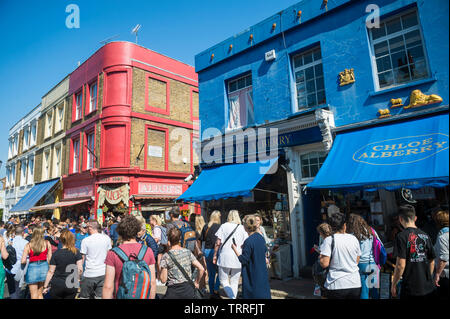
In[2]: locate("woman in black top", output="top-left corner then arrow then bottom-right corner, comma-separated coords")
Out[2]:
43,229 -> 83,299
200,211 -> 222,298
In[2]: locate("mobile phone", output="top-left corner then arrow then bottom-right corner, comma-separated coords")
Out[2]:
232,238 -> 236,245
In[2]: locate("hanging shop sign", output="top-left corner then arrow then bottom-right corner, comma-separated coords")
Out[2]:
64,185 -> 94,199
138,182 -> 183,196
97,184 -> 130,208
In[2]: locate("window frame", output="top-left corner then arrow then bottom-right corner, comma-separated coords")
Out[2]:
20,159 -> 27,187
84,130 -> 96,171
87,80 -> 98,115
368,8 -> 431,91
226,73 -> 254,131
53,143 -> 62,178
74,89 -> 84,122
43,148 -> 51,181
45,110 -> 53,139
27,156 -> 34,185
299,149 -> 327,181
71,138 -> 81,174
292,46 -> 326,112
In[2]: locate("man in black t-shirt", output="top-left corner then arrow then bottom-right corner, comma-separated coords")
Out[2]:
392,205 -> 436,299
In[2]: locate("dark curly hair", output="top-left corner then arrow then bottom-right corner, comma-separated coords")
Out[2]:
117,216 -> 142,241
346,214 -> 372,241
328,212 -> 346,233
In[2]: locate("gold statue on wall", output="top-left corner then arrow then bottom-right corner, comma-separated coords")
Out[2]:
404,89 -> 443,109
339,68 -> 355,86
390,98 -> 403,108
377,109 -> 391,119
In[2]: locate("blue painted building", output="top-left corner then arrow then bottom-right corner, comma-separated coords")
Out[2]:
186,0 -> 449,278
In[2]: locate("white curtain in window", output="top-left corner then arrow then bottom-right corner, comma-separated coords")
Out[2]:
228,86 -> 253,129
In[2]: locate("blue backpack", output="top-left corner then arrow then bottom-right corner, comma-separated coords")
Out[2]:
112,245 -> 152,299
157,225 -> 168,245
174,221 -> 196,252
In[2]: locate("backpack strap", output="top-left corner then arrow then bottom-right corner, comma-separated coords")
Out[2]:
112,247 -> 129,262
137,245 -> 148,261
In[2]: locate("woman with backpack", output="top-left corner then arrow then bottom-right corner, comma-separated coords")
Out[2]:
159,227 -> 205,299
0,236 -> 10,299
103,216 -> 156,299
346,213 -> 381,299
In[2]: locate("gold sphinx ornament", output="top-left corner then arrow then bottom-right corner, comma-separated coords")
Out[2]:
404,90 -> 443,109
339,68 -> 355,86
377,109 -> 391,119
390,98 -> 403,108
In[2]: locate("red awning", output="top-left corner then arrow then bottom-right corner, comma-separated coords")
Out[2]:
30,199 -> 91,211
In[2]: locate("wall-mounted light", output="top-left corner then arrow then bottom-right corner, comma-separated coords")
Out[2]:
297,10 -> 302,23
210,53 -> 214,61
249,34 -> 254,42
272,23 -> 276,31
229,44 -> 233,52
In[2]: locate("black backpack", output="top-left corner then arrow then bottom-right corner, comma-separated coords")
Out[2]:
3,245 -> 17,271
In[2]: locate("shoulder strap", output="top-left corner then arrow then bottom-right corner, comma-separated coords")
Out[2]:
137,245 -> 148,260
112,247 -> 129,262
330,235 -> 335,264
218,224 -> 240,255
440,227 -> 449,235
167,251 -> 195,288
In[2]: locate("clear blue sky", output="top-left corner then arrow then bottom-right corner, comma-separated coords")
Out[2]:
0,0 -> 299,178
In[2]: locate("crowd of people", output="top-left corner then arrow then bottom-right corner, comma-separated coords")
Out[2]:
0,207 -> 272,300
312,205 -> 449,300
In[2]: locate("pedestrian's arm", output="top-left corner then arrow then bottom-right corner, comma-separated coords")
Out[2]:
159,266 -> 168,284
149,264 -> 157,299
76,259 -> 83,279
0,237 -> 8,260
319,255 -> 330,268
391,257 -> 406,292
102,265 -> 115,299
429,258 -> 435,277
213,238 -> 221,264
46,240 -> 52,263
43,265 -> 56,292
434,260 -> 447,286
192,259 -> 205,288
21,244 -> 30,264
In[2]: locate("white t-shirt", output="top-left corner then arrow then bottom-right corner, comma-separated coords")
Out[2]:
319,233 -> 361,290
81,232 -> 112,278
152,226 -> 162,242
215,222 -> 248,269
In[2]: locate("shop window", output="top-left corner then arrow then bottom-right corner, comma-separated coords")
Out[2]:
227,73 -> 254,130
292,47 -> 326,111
300,151 -> 327,179
369,9 -> 430,89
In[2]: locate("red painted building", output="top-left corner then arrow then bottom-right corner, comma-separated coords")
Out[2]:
61,41 -> 199,218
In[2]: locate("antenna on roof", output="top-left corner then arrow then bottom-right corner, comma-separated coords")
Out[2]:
131,24 -> 141,44
99,34 -> 120,45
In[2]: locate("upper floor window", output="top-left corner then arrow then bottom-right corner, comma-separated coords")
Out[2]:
5,166 -> 10,188
53,144 -> 62,177
75,91 -> 83,121
369,9 -> 429,90
72,139 -> 80,173
13,134 -> 19,156
8,139 -> 13,159
55,105 -> 64,132
27,156 -> 34,185
20,159 -> 27,186
227,73 -> 254,130
10,164 -> 16,188
293,47 -> 326,111
301,151 -> 327,179
89,82 -> 98,113
86,132 -> 95,170
43,149 -> 51,180
23,126 -> 30,151
45,111 -> 53,138
30,122 -> 37,147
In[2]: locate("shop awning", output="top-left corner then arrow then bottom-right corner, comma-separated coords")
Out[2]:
29,199 -> 91,212
177,158 -> 279,202
9,178 -> 60,213
307,113 -> 449,191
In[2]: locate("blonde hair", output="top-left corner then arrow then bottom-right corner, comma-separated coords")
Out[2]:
195,215 -> 206,234
30,227 -> 46,255
208,211 -> 221,228
227,210 -> 241,225
150,215 -> 162,226
435,210 -> 449,228
316,223 -> 333,238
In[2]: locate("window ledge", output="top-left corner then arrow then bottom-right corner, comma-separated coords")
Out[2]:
368,76 -> 437,97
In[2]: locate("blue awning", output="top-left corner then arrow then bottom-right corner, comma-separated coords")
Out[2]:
307,113 -> 449,191
178,158 -> 278,202
9,178 -> 60,213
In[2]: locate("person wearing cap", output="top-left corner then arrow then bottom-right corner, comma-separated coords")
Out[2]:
75,223 -> 89,250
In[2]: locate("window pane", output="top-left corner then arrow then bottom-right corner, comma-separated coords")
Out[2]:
295,70 -> 305,83
237,77 -> 246,90
317,90 -> 326,105
389,36 -> 404,53
407,46 -> 425,62
376,56 -> 392,72
297,83 -> 306,96
404,30 -> 422,48
307,94 -> 317,107
391,50 -> 407,68
374,41 -> 389,58
393,67 -> 411,84
402,12 -> 418,29
245,75 -> 252,87
378,71 -> 394,88
313,49 -> 322,61
316,77 -> 324,91
302,166 -> 310,178
310,164 -> 319,177
410,60 -> 428,80
371,23 -> 386,40
303,52 -> 313,65
297,97 -> 307,109
229,81 -> 237,92
305,67 -> 314,80
314,64 -> 323,77
386,18 -> 402,34
306,80 -> 316,93
294,56 -> 303,68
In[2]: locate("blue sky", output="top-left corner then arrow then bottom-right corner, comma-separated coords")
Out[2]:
0,0 -> 299,178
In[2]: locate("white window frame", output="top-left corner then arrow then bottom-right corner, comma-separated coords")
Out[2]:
27,156 -> 34,185
86,132 -> 95,170
20,159 -> 27,187
43,148 -> 51,181
10,164 -> 16,188
53,143 -> 62,178
45,110 -> 53,139
23,126 -> 30,152
226,73 -> 254,131
73,139 -> 80,173
8,139 -> 13,159
30,121 -> 37,147
75,92 -> 83,121
292,46 -> 326,112
55,105 -> 64,133
13,134 -> 19,156
368,8 -> 430,91
89,82 -> 98,113
5,166 -> 10,188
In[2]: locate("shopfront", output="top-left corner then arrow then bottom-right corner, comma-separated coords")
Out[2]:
307,111 -> 449,298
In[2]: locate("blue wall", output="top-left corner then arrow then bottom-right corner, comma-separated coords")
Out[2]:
196,0 -> 449,137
